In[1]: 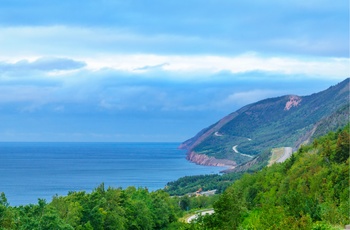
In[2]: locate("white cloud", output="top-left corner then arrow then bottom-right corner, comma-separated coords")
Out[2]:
133,63 -> 169,71
0,57 -> 86,73
82,53 -> 348,79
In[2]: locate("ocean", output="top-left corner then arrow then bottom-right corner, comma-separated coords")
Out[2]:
0,142 -> 225,206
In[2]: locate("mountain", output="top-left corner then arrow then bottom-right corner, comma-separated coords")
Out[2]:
180,78 -> 349,168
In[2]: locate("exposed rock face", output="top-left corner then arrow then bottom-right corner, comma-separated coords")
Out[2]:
284,95 -> 302,111
186,151 -> 236,167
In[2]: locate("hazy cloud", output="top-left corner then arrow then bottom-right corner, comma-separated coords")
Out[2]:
134,63 -> 169,71
0,57 -> 86,72
0,0 -> 347,141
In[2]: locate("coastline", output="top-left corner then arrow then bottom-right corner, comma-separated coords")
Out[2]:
1,142 -> 224,206
186,151 -> 236,169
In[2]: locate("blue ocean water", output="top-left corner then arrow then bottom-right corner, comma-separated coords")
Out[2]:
0,142 -> 225,206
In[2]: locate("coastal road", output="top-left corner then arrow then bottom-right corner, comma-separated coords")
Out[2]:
232,145 -> 253,158
186,209 -> 215,223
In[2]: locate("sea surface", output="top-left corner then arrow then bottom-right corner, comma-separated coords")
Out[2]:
0,142 -> 225,206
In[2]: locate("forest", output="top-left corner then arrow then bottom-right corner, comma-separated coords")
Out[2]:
0,125 -> 349,229
164,172 -> 244,196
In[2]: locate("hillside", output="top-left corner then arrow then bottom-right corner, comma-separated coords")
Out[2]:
180,78 -> 349,167
193,125 -> 350,229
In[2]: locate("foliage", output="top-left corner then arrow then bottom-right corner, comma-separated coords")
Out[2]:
194,125 -> 349,229
164,172 -> 244,196
0,185 -> 182,230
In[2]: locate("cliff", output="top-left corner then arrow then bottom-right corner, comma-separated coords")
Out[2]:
186,151 -> 236,168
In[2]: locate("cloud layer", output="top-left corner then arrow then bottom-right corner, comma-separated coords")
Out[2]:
0,0 -> 348,141
0,57 -> 86,72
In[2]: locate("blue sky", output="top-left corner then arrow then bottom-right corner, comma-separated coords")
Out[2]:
0,0 -> 348,142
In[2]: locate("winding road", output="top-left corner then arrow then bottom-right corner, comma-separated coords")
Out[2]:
232,145 -> 253,158
186,209 -> 215,223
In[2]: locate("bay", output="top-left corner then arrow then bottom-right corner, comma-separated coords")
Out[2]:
0,142 -> 225,206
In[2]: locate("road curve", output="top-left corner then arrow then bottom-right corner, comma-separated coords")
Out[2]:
186,209 -> 215,223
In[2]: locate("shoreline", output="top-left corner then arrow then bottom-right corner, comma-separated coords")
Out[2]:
186,151 -> 236,170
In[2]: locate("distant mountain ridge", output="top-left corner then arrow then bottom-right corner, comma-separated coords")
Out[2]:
180,78 -> 350,169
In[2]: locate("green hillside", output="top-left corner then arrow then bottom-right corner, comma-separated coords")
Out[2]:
181,78 -> 349,165
192,125 -> 349,230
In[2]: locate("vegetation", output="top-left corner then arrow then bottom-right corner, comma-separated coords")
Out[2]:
164,172 -> 244,196
0,185 -> 183,230
164,148 -> 271,197
0,185 -> 219,229
311,103 -> 350,140
192,125 -> 349,229
188,79 -> 349,165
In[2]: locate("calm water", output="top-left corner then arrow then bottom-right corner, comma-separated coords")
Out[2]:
0,142 -> 225,206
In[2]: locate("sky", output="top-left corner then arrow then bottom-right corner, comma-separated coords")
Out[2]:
0,0 -> 348,142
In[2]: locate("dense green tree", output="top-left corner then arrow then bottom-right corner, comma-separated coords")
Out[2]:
39,207 -> 74,230
334,128 -> 349,163
179,196 -> 191,211
0,186 -> 184,230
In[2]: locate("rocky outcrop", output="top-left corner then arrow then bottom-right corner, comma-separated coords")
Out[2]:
284,95 -> 302,111
186,151 -> 236,168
